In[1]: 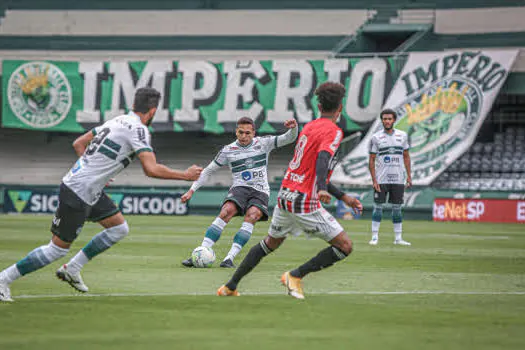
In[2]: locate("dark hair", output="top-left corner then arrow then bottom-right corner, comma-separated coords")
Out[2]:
237,117 -> 255,129
315,82 -> 346,113
380,108 -> 397,121
133,87 -> 161,113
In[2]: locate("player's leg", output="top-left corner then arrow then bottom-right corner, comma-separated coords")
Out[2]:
58,193 -> 125,292
182,200 -> 238,267
222,191 -> 269,267
391,185 -> 410,246
218,206 -> 291,295
284,208 -> 352,299
370,184 -> 387,245
0,185 -> 83,301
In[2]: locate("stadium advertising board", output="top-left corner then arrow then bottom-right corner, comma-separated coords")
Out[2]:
1,58 -> 397,133
3,188 -> 188,215
433,198 -> 525,223
332,50 -> 518,186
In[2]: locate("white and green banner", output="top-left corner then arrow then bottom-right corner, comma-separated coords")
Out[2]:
1,58 -> 398,133
332,50 -> 518,186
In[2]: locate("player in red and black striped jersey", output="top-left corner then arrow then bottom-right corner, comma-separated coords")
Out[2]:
217,82 -> 362,299
278,114 -> 343,214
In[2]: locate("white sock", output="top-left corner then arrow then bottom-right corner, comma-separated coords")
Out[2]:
0,264 -> 22,285
201,237 -> 215,248
66,250 -> 89,275
394,223 -> 402,240
371,222 -> 380,240
225,243 -> 242,261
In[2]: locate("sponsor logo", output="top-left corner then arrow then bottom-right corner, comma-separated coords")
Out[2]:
271,224 -> 282,232
7,61 -> 72,129
284,171 -> 305,183
242,171 -> 252,181
121,196 -> 187,215
7,190 -> 32,213
433,200 -> 485,221
384,156 -> 391,163
517,202 -> 525,221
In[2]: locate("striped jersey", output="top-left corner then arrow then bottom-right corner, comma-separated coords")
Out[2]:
190,127 -> 298,196
62,112 -> 152,205
279,118 -> 343,214
369,128 -> 409,184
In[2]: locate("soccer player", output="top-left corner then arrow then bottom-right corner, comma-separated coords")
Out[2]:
216,82 -> 362,299
180,117 -> 298,268
0,87 -> 202,302
368,108 -> 412,246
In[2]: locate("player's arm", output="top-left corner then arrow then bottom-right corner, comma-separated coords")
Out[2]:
138,151 -> 202,181
72,130 -> 95,157
274,119 -> 299,148
316,151 -> 332,204
368,137 -> 380,192
403,149 -> 412,188
327,183 -> 363,214
181,161 -> 222,203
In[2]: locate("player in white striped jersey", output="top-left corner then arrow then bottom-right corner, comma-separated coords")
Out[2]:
368,109 -> 412,246
0,88 -> 202,302
181,117 -> 298,268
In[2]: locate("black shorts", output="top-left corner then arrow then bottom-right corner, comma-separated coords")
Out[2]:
222,186 -> 269,221
50,183 -> 120,243
373,184 -> 405,205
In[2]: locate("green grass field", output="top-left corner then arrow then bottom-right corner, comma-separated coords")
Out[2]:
0,214 -> 524,350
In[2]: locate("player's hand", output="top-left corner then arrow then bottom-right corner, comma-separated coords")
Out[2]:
318,190 -> 332,204
372,181 -> 381,193
344,196 -> 363,215
284,119 -> 298,129
406,177 -> 412,189
181,190 -> 194,203
185,165 -> 202,181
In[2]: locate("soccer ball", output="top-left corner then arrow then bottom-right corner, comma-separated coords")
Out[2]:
191,246 -> 216,268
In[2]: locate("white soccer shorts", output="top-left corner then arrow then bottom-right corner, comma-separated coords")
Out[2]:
268,206 -> 344,242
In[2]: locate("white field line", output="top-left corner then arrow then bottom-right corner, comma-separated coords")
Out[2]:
12,290 -> 525,300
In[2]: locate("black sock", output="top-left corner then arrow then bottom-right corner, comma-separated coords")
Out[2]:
225,240 -> 271,291
290,246 -> 348,279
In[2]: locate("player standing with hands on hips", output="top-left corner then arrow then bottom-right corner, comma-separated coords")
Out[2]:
368,109 -> 412,246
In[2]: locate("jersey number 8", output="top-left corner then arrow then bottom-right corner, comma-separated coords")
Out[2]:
86,128 -> 111,156
289,135 -> 307,170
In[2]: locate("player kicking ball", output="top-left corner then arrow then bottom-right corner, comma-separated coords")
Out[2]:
368,109 -> 412,246
180,117 -> 298,268
0,88 -> 202,302
216,82 -> 362,299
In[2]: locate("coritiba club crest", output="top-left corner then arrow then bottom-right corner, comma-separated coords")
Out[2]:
392,78 -> 481,180
7,61 -> 72,128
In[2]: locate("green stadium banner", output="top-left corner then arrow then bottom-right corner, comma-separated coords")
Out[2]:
1,58 -> 400,134
332,50 -> 519,186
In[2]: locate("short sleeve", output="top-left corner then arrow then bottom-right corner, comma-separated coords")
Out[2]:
214,147 -> 228,166
131,126 -> 153,154
91,126 -> 102,136
319,127 -> 343,156
369,136 -> 378,154
403,133 -> 410,150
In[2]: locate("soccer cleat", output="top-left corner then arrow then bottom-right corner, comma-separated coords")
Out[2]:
393,239 -> 411,246
56,264 -> 89,293
281,271 -> 305,300
217,285 -> 240,296
219,258 -> 236,268
181,257 -> 194,267
0,282 -> 13,302
369,237 -> 379,246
